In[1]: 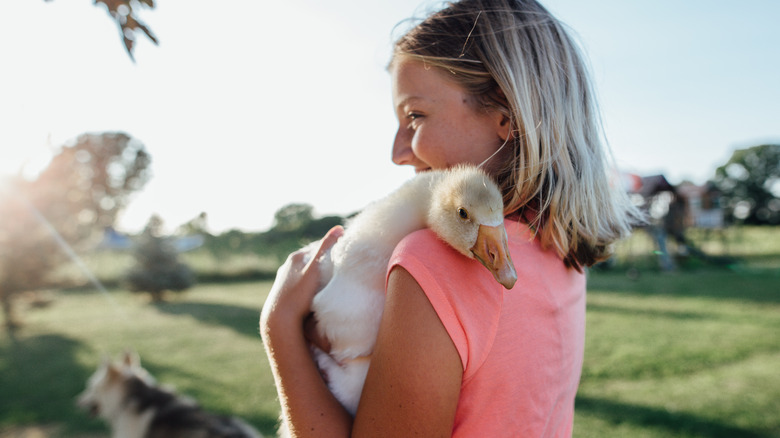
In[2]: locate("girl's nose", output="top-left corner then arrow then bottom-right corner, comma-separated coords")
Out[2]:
392,128 -> 414,166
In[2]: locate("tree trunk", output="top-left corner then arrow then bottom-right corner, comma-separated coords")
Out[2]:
1,288 -> 21,332
150,290 -> 165,302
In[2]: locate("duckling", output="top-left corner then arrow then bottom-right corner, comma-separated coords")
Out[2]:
308,165 -> 517,415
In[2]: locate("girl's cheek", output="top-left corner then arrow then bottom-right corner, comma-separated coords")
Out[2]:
410,135 -> 421,156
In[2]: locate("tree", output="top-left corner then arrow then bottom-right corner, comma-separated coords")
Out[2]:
272,203 -> 314,232
125,215 -> 194,302
176,212 -> 211,236
713,144 -> 780,225
0,132 -> 151,330
45,0 -> 158,61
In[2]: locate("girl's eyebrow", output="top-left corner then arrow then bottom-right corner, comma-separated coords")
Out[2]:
395,96 -> 425,112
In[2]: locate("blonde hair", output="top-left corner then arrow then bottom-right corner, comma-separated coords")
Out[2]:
393,0 -> 641,270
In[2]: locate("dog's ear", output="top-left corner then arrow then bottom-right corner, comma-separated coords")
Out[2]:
122,349 -> 141,368
106,362 -> 123,381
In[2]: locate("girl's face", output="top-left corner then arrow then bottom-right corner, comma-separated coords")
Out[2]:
390,59 -> 510,174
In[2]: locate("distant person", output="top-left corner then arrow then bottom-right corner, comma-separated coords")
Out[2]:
260,0 -> 640,436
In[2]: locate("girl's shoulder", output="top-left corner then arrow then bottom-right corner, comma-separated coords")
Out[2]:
391,218 -> 543,278
391,217 -> 579,298
389,227 -> 505,375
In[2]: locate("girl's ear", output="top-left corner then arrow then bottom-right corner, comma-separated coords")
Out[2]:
490,109 -> 513,143
497,113 -> 513,142
490,87 -> 513,142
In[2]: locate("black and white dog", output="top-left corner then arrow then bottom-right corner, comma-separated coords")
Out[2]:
77,352 -> 262,438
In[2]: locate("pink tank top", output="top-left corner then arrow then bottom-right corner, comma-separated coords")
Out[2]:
388,219 -> 586,437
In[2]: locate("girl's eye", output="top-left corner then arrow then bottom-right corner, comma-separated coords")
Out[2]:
406,112 -> 423,126
404,111 -> 424,130
458,208 -> 469,220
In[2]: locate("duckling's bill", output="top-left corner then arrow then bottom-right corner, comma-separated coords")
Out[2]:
470,223 -> 518,289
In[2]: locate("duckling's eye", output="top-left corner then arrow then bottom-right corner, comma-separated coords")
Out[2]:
458,208 -> 469,220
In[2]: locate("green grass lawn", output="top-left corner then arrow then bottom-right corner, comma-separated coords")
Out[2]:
0,283 -> 280,437
1,229 -> 779,437
578,269 -> 780,438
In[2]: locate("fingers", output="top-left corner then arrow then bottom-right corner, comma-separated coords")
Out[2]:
308,225 -> 344,268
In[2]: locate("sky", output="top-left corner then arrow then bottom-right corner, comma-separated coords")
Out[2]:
1,0 -> 778,234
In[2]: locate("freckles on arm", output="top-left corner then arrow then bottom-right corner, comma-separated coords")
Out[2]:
353,266 -> 463,438
260,227 -> 353,437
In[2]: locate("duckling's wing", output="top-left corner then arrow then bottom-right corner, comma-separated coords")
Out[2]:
312,269 -> 385,361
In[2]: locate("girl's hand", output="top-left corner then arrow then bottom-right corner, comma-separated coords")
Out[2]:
260,226 -> 343,339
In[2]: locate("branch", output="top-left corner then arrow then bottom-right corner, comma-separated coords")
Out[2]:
95,0 -> 159,62
44,0 -> 159,61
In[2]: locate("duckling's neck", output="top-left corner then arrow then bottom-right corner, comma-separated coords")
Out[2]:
346,171 -> 444,253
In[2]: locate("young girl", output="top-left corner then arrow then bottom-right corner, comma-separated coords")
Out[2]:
260,0 -> 639,436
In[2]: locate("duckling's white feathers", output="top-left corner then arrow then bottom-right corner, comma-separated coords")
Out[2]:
428,166 -> 505,258
308,165 -> 507,415
312,172 -> 436,360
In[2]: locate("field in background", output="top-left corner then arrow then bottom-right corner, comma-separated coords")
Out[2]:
578,269 -> 779,437
0,282 -> 279,437
56,225 -> 780,288
1,226 -> 778,437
